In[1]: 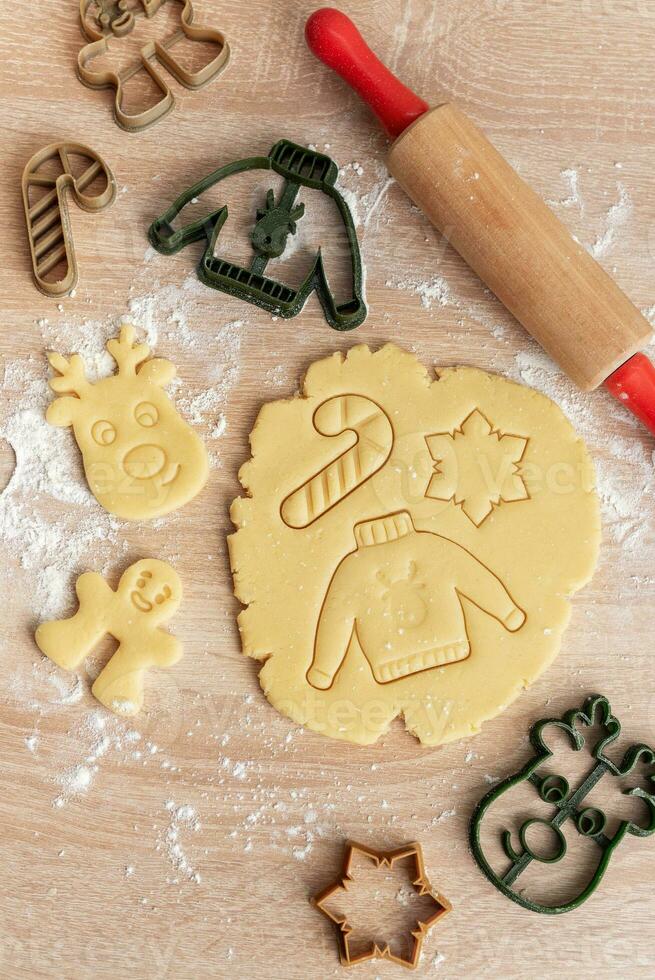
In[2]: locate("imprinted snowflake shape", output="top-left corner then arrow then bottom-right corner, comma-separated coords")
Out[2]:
312,841 -> 451,970
425,409 -> 529,527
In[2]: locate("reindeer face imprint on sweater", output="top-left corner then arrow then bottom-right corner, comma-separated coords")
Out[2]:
377,563 -> 429,631
229,345 -> 601,746
45,325 -> 209,520
34,559 -> 183,716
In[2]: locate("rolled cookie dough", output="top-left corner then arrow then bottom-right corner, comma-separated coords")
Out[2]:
229,344 -> 600,746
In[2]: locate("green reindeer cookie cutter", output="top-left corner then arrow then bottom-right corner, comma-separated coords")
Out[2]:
470,694 -> 655,914
148,140 -> 367,331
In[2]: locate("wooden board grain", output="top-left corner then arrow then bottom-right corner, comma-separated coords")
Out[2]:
1,1 -> 654,978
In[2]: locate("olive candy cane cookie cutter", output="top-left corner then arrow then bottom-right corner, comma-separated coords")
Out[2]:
469,694 -> 655,914
22,142 -> 116,297
78,0 -> 230,132
148,140 -> 368,331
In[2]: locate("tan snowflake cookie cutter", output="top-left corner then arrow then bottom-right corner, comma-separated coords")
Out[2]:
313,840 -> 451,970
46,324 -> 209,520
35,559 -> 183,716
78,0 -> 231,132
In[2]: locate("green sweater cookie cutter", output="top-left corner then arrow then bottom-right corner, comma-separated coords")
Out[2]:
78,0 -> 230,133
148,140 -> 368,331
470,694 -> 655,914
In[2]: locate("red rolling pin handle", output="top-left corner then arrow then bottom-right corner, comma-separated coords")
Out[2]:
605,355 -> 655,436
305,8 -> 428,139
306,6 -> 655,439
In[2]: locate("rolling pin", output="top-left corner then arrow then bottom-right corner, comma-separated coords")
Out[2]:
305,8 -> 655,436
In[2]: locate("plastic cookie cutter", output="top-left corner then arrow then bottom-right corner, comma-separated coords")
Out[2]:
22,142 -> 116,297
470,694 -> 655,914
78,0 -> 230,132
148,140 -> 368,331
313,840 -> 451,970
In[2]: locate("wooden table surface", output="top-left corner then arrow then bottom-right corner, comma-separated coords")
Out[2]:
1,1 -> 654,977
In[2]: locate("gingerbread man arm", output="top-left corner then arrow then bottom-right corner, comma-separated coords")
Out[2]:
150,631 -> 183,668
35,573 -> 115,671
77,571 -> 114,605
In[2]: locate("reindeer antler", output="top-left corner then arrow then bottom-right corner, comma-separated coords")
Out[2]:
107,324 -> 150,375
47,352 -> 91,397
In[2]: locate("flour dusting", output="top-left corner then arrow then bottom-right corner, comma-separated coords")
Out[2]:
0,354 -> 123,620
590,183 -> 632,259
388,275 -> 452,310
547,168 -> 584,212
158,800 -> 202,884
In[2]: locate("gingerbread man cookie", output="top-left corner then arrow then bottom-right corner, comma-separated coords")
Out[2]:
35,559 -> 183,716
229,344 -> 601,746
46,324 -> 209,520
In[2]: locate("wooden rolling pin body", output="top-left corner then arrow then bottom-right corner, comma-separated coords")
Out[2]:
388,104 -> 652,391
306,7 -> 655,434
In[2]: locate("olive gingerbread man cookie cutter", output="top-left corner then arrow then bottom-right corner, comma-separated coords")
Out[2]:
470,694 -> 655,913
46,324 -> 209,520
35,559 -> 183,716
78,0 -> 230,132
22,142 -> 116,297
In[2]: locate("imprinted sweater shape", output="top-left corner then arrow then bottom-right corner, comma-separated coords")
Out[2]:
307,512 -> 525,689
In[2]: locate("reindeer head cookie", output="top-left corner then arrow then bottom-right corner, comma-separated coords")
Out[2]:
46,324 -> 209,520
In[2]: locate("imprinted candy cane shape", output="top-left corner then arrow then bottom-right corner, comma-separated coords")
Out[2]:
22,142 -> 116,297
281,395 -> 394,528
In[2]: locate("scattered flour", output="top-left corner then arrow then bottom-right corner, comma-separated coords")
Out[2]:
388,275 -> 452,310
174,320 -> 244,429
512,343 -> 654,546
642,305 -> 655,328
127,274 -> 206,349
25,733 -> 39,753
547,168 -> 584,212
396,883 -> 417,907
158,800 -> 202,884
546,169 -> 631,260
52,709 -> 152,808
390,0 -> 413,71
363,177 -> 395,230
337,160 -> 394,234
432,809 -> 456,825
45,671 -> 84,706
0,355 -> 123,620
590,183 -> 632,259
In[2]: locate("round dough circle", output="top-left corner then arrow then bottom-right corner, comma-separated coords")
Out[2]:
229,344 -> 600,746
